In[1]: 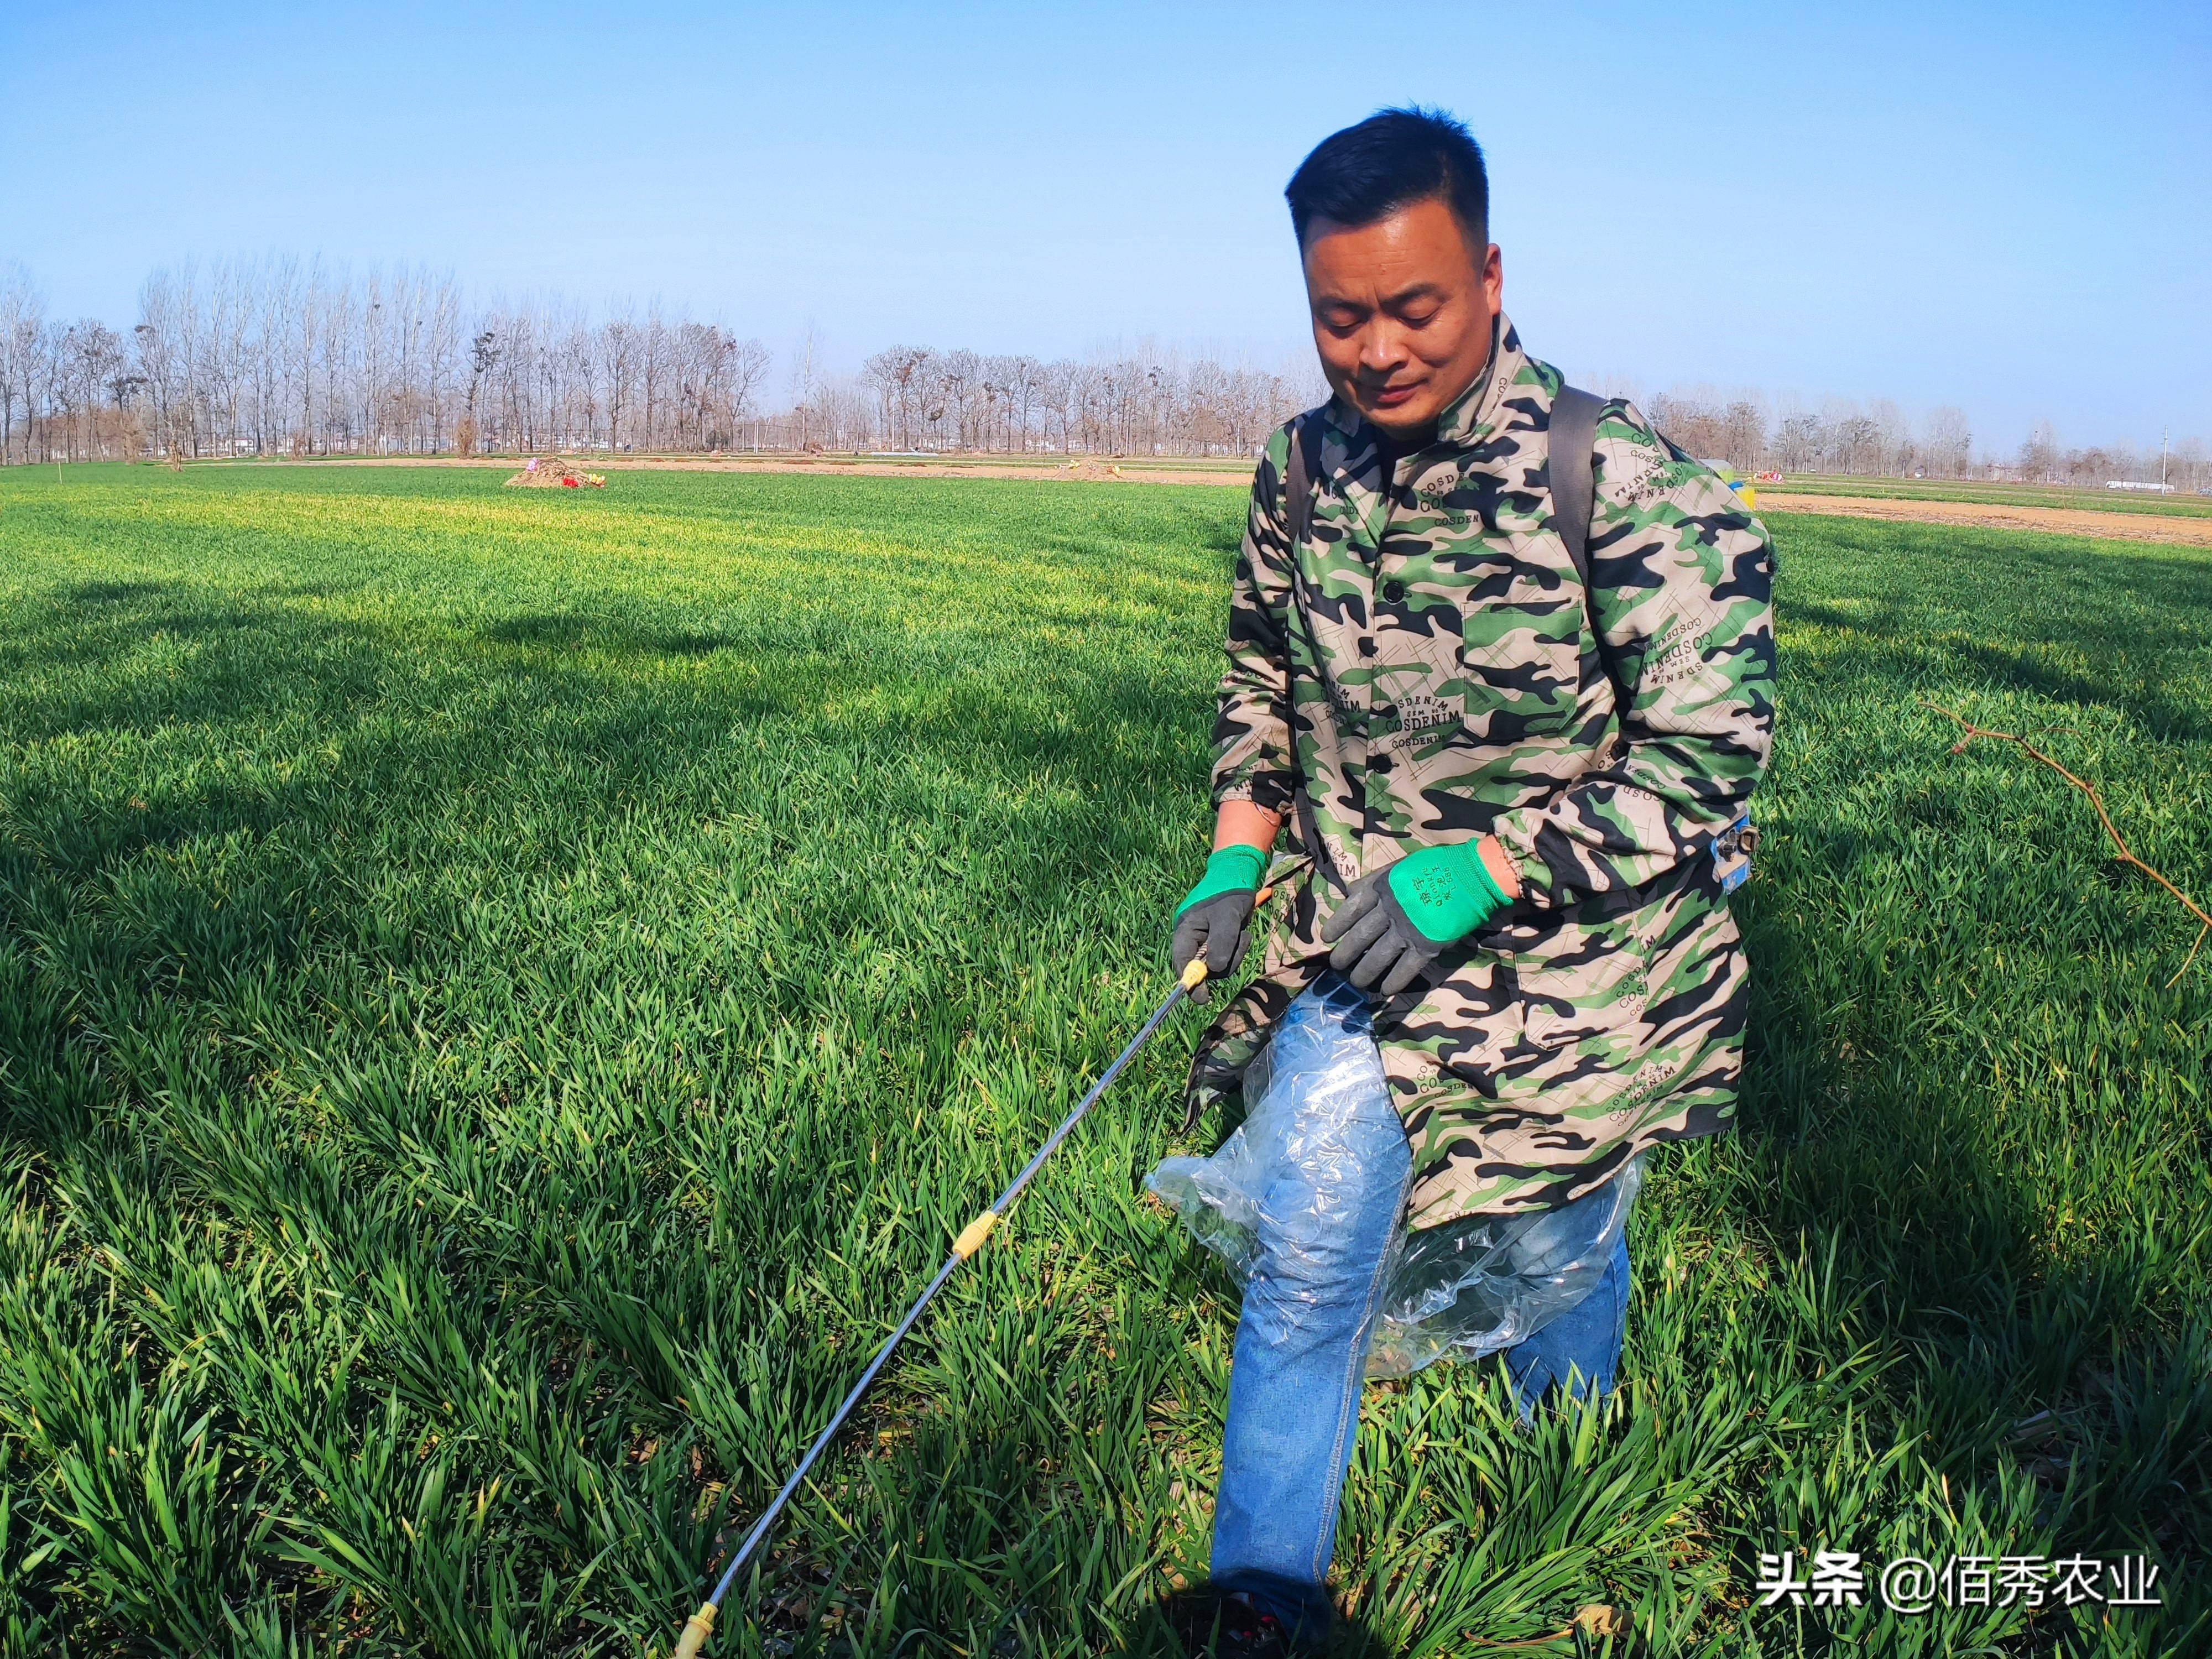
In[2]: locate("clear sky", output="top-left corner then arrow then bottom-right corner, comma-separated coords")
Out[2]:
4,1 -> 2206,452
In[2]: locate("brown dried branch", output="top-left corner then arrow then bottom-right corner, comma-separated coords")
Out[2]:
1921,700 -> 2210,985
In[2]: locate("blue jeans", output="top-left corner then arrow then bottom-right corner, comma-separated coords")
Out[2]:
1208,974 -> 1631,1640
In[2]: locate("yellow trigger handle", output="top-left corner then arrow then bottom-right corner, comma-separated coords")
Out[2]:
674,1603 -> 717,1659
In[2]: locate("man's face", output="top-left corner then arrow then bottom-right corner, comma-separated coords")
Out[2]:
1301,195 -> 1503,437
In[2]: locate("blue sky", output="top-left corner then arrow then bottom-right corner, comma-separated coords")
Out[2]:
4,1 -> 2206,451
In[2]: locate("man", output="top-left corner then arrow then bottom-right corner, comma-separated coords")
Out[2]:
1162,108 -> 1775,1653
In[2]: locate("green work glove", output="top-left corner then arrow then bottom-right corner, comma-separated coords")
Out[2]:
1172,844 -> 1266,1000
1322,841 -> 1510,995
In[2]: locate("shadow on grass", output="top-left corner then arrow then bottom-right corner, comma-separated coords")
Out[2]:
479,612 -> 739,658
1780,534 -> 2212,741
61,579 -> 170,607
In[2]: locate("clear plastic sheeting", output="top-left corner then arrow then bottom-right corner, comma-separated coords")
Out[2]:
1147,976 -> 1643,1379
1144,975 -> 1396,1288
1365,1151 -> 1642,1379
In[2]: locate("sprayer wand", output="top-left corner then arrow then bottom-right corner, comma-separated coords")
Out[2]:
673,953 -> 1217,1657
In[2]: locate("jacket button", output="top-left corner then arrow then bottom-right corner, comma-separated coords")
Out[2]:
1381,578 -> 1406,604
1358,638 -> 1376,658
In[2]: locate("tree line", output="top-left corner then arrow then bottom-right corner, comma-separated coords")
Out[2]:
0,259 -> 776,464
0,260 -> 1313,466
1640,387 -> 2203,492
1,258 -> 2201,490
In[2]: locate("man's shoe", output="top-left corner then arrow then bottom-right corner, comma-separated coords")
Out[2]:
1162,1587 -> 1296,1658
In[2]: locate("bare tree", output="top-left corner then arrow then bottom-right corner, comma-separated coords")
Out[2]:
0,264 -> 44,465
863,345 -> 929,451
639,308 -> 669,451
2018,420 -> 2060,484
726,336 -> 770,441
1922,406 -> 1973,479
58,321 -> 126,458
592,315 -> 632,452
460,327 -> 498,454
1722,400 -> 1765,470
1777,412 -> 1823,472
2175,436 -> 2207,494
790,322 -> 824,449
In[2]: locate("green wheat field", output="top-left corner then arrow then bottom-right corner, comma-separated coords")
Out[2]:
0,466 -> 2206,1657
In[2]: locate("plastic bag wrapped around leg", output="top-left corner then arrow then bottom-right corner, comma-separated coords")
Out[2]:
1362,1153 -> 1642,1379
1147,975 -> 1643,1379
1144,977 -> 1404,1306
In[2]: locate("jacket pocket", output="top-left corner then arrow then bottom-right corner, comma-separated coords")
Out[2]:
1503,918 -> 1654,1050
1454,563 -> 1584,746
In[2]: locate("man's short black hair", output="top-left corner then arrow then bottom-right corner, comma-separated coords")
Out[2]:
1285,106 -> 1489,249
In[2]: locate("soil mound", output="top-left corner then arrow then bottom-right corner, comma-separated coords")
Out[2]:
504,457 -> 606,489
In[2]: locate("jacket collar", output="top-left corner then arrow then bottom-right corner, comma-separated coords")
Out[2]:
1438,310 -> 1523,447
1309,313 -> 1530,550
1318,310 -> 1527,462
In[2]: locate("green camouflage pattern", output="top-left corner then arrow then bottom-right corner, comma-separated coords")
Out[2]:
1189,314 -> 1776,1222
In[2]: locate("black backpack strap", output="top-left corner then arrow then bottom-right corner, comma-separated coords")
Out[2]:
1275,413 -> 1343,893
1550,384 -> 1601,586
1550,384 -> 1635,732
1282,411 -> 1321,550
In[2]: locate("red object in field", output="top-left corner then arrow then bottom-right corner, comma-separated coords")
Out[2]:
561,475 -> 579,487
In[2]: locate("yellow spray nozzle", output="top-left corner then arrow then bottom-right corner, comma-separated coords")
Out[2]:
952,1209 -> 999,1259
674,1601 -> 717,1659
1179,958 -> 1209,993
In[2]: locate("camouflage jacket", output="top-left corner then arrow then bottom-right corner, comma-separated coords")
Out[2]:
1190,314 -> 1776,1222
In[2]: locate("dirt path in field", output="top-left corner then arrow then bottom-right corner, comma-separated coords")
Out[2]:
241,457 -> 2212,546
1754,492 -> 2212,548
273,454 -> 1251,488
630,455 -> 1246,486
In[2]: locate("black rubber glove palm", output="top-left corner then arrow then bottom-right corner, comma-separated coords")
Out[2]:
1320,870 -> 1441,995
1322,842 -> 1511,995
1171,890 -> 1255,1003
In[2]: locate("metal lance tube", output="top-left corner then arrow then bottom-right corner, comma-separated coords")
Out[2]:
674,956 -> 1214,1658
